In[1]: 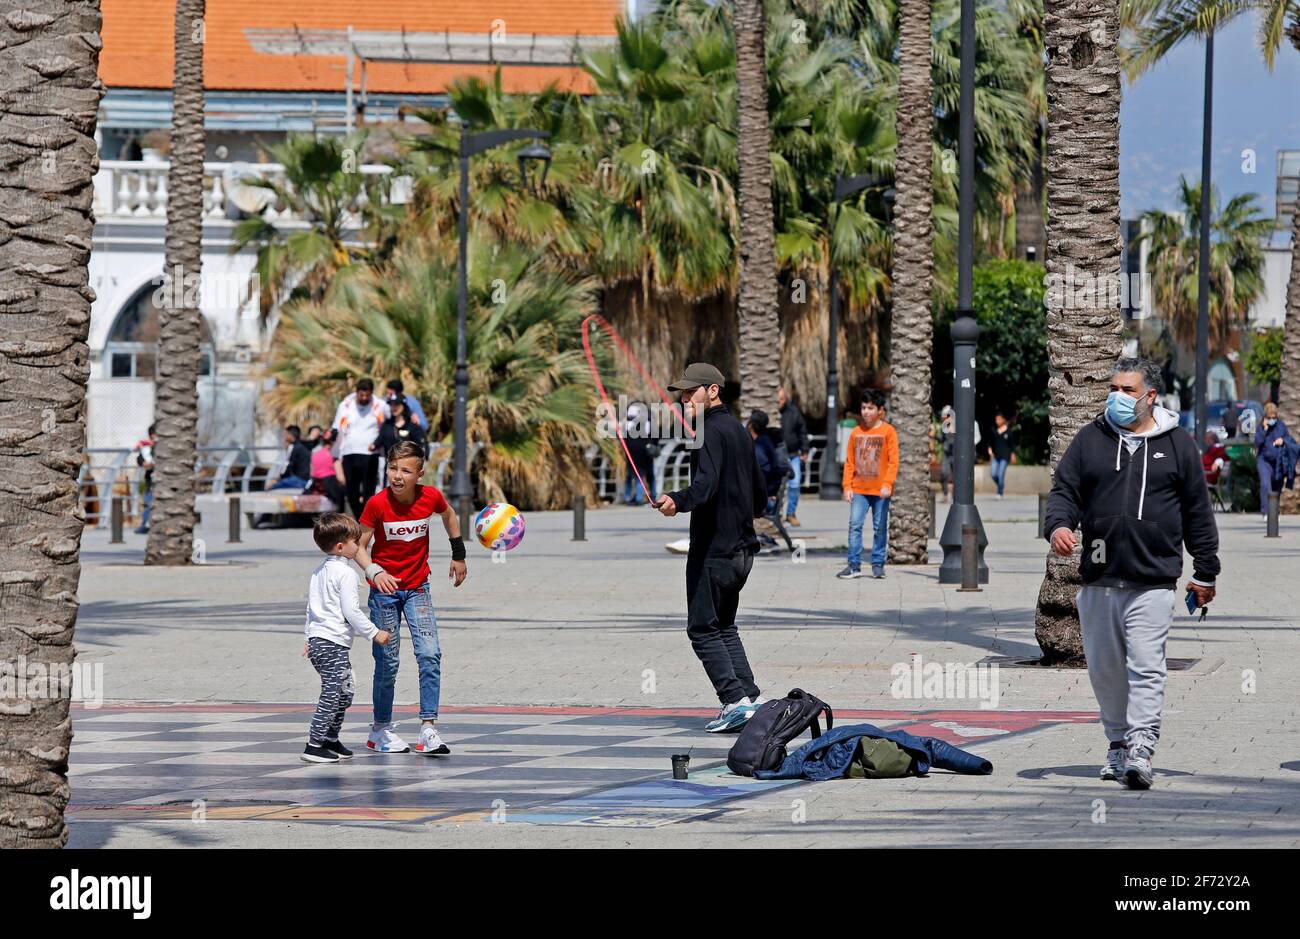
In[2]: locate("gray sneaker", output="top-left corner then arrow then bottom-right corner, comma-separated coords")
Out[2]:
871,565 -> 885,579
1100,747 -> 1125,781
1123,747 -> 1154,790
836,565 -> 865,579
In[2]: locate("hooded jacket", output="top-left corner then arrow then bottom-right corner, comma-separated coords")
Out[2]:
1043,406 -> 1220,589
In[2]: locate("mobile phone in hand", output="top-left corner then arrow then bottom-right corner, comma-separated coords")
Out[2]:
1185,589 -> 1199,615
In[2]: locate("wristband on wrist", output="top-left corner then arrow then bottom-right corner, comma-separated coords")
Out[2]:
365,563 -> 386,580
449,536 -> 466,562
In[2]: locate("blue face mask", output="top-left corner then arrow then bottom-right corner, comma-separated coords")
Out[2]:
1106,391 -> 1143,427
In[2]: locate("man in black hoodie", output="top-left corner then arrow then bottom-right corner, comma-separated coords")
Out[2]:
1044,356 -> 1220,791
654,363 -> 769,733
778,387 -> 809,525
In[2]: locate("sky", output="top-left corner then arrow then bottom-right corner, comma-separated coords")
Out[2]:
1120,15 -> 1300,231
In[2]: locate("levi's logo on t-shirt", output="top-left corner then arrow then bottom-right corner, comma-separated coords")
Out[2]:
383,518 -> 430,542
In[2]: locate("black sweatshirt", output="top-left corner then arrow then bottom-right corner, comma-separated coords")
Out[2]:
667,405 -> 767,559
1043,409 -> 1220,588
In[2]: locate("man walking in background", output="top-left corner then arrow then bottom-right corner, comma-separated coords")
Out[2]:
654,363 -> 768,733
778,387 -> 808,526
1045,356 -> 1220,791
332,378 -> 388,517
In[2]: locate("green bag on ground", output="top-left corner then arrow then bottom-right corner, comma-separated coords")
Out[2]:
846,737 -> 915,778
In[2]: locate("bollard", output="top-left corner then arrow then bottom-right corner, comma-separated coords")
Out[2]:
1038,492 -> 1049,538
957,524 -> 981,592
110,497 -> 125,544
929,488 -> 936,538
1266,492 -> 1280,538
572,495 -> 586,542
228,496 -> 241,544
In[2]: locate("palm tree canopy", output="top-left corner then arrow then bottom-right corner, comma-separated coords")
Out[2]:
1139,176 -> 1273,352
1121,0 -> 1300,75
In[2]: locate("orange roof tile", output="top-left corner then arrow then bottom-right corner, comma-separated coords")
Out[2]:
100,0 -> 621,94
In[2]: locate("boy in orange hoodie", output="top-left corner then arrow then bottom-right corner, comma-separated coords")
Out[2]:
838,389 -> 898,579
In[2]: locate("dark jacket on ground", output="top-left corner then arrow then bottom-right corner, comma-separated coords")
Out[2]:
285,439 -> 313,480
1043,407 -> 1220,588
377,418 -> 427,457
779,401 -> 809,456
754,723 -> 993,780
667,404 -> 766,560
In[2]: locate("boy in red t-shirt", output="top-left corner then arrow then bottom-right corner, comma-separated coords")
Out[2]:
355,441 -> 468,755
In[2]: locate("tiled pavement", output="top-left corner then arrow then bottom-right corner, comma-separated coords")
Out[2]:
68,703 -> 1094,828
66,495 -> 1300,847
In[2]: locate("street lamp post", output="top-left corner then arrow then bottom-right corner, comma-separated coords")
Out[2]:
937,0 -> 988,583
819,173 -> 894,500
1194,30 -> 1214,452
455,127 -> 551,533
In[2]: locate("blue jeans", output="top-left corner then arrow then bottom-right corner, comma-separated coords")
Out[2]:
989,458 -> 1009,496
1258,457 -> 1275,514
623,464 -> 653,505
368,581 -> 442,723
135,488 -> 153,532
847,493 -> 890,568
786,455 -> 802,517
270,475 -> 309,491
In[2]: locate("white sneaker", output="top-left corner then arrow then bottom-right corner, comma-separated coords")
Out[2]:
1100,747 -> 1125,781
415,724 -> 451,756
366,724 -> 410,753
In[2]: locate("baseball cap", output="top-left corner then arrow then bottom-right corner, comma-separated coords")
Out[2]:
666,362 -> 726,392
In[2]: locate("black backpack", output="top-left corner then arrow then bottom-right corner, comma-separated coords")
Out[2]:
726,689 -> 833,777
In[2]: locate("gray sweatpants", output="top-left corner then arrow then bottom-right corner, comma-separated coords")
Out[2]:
1077,585 -> 1175,753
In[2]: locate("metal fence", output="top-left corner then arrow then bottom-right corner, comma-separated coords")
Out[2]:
79,445 -> 288,528
79,433 -> 833,523
589,433 -> 829,503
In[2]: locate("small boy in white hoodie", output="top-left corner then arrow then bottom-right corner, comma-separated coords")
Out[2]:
301,513 -> 391,763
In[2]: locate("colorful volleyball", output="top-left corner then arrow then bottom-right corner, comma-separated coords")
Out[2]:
474,502 -> 526,551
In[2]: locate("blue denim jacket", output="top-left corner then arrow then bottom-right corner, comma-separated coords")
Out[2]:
754,723 -> 993,780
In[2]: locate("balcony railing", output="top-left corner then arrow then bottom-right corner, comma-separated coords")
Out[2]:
92,159 -> 398,224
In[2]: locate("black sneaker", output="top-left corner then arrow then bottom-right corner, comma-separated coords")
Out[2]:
301,743 -> 340,764
871,565 -> 885,579
836,565 -> 864,579
321,739 -> 353,759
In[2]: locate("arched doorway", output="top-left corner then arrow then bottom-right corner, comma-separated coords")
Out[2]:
105,284 -> 215,379
89,283 -> 224,450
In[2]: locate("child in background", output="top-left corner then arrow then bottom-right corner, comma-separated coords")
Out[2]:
838,389 -> 898,580
302,513 -> 391,764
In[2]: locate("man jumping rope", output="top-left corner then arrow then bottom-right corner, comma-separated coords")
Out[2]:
653,363 -> 769,733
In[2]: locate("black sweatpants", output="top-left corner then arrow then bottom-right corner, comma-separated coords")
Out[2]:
341,453 -> 380,517
686,550 -> 761,706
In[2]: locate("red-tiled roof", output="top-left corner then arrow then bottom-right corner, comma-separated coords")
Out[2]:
100,0 -> 620,94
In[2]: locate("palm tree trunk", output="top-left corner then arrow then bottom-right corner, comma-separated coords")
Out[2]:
145,0 -> 205,566
0,0 -> 104,847
1034,2 -> 1124,663
1280,205 -> 1300,514
887,0 -> 936,564
732,0 -> 781,418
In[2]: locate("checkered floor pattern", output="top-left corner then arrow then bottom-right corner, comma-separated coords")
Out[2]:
67,704 -> 1095,827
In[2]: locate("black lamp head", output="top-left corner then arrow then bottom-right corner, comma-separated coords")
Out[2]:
517,141 -> 552,194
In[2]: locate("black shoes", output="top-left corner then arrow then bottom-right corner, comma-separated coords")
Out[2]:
321,739 -> 353,759
301,743 -> 339,763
